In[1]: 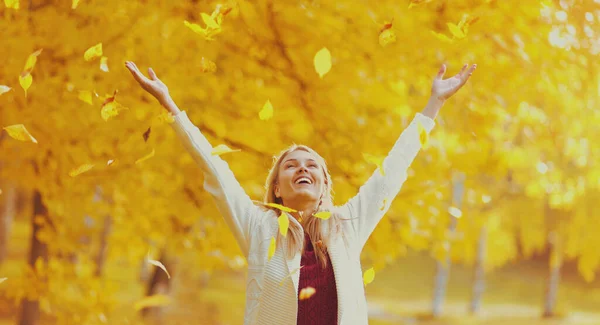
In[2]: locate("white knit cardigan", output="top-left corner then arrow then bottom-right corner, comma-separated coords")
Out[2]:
170,110 -> 435,325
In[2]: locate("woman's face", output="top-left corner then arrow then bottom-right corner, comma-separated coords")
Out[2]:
275,149 -> 326,205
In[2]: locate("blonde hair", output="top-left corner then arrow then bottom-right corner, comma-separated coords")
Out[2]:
263,144 -> 342,269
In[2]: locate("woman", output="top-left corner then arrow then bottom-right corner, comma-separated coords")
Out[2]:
125,60 -> 476,325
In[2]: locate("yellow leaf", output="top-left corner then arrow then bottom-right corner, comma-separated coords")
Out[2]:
0,277 -> 6,284
417,121 -> 429,148
3,124 -> 37,143
299,286 -> 316,300
133,294 -> 171,311
259,99 -> 274,121
314,47 -> 332,78
100,90 -> 128,121
313,211 -> 331,220
135,148 -> 155,165
201,12 -> 221,29
379,29 -> 396,47
200,57 -> 217,73
4,0 -> 19,9
0,85 -> 11,95
154,110 -> 175,125
448,206 -> 462,218
107,159 -> 114,166
69,163 -> 94,177
72,0 -> 80,9
23,49 -> 43,73
147,257 -> 171,279
211,144 -> 241,156
100,56 -> 109,72
447,23 -> 466,39
408,0 -> 431,8
431,31 -> 454,43
84,43 -> 103,62
278,212 -> 289,237
19,73 -> 32,97
78,90 -> 93,105
363,267 -> 375,285
264,202 -> 297,212
279,266 -> 304,286
362,153 -> 385,176
268,237 -> 276,260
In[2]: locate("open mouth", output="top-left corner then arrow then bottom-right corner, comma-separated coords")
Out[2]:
294,176 -> 313,186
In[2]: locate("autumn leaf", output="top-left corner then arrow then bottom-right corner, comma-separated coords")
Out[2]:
268,237 -> 276,260
143,127 -> 151,142
313,211 -> 331,220
379,29 -> 396,47
264,202 -> 297,212
363,153 -> 385,176
201,12 -> 221,29
134,294 -> 171,311
0,85 -> 11,96
19,73 -> 32,97
408,0 -> 432,9
447,22 -> 466,39
363,267 -> 375,285
184,8 -> 224,41
299,286 -> 316,300
3,124 -> 38,143
0,278 -> 6,284
107,159 -> 114,166
100,56 -> 109,72
147,257 -> 171,279
4,0 -> 19,9
431,31 -> 454,43
72,0 -> 80,9
135,148 -> 155,165
278,212 -> 289,237
259,99 -> 274,121
211,144 -> 241,156
417,120 -> 429,148
448,206 -> 462,218
23,49 -> 43,74
279,266 -> 304,286
84,43 -> 103,62
100,90 -> 128,121
78,90 -> 93,105
200,57 -> 217,73
154,110 -> 175,125
69,163 -> 95,177
314,47 -> 332,78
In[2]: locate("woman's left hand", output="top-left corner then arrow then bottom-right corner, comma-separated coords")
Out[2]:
431,63 -> 477,101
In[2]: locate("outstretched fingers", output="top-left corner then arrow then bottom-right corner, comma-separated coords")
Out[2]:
125,61 -> 150,84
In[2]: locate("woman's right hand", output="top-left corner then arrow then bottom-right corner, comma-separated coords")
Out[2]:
125,61 -> 170,105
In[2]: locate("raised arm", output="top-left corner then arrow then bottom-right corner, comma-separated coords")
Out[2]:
125,61 -> 259,257
340,63 -> 476,251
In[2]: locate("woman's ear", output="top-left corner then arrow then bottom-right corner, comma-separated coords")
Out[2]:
274,184 -> 280,198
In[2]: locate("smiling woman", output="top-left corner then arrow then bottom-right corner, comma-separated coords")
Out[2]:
125,60 -> 475,325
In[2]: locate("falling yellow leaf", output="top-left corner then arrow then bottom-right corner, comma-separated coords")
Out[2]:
201,12 -> 221,29
23,49 -> 43,73
278,212 -> 289,237
447,23 -> 466,39
299,286 -> 316,300
69,163 -> 95,177
363,267 -> 375,285
78,90 -> 93,105
72,0 -> 80,9
19,73 -> 32,97
135,148 -> 155,165
100,56 -> 109,72
133,294 -> 171,311
313,211 -> 331,220
379,29 -> 396,47
268,237 -> 276,260
3,124 -> 37,143
0,86 -> 11,95
107,159 -> 114,166
84,43 -> 103,62
417,121 -> 428,148
100,90 -> 128,121
363,153 -> 385,176
408,0 -> 432,9
279,266 -> 304,286
448,206 -> 462,218
147,257 -> 171,279
0,278 -> 6,284
211,144 -> 241,156
154,110 -> 175,125
431,31 -> 454,43
200,57 -> 217,73
259,99 -> 273,121
4,0 -> 19,9
314,47 -> 332,78
264,202 -> 297,212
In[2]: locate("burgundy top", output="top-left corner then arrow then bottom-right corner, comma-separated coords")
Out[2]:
297,233 -> 338,325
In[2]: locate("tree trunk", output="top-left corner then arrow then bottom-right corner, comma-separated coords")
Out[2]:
18,190 -> 49,325
0,184 -> 17,264
432,172 -> 465,318
543,233 -> 561,318
95,215 -> 112,277
469,226 -> 487,314
141,250 -> 174,321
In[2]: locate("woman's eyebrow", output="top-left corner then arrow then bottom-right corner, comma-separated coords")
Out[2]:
283,158 -> 317,164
